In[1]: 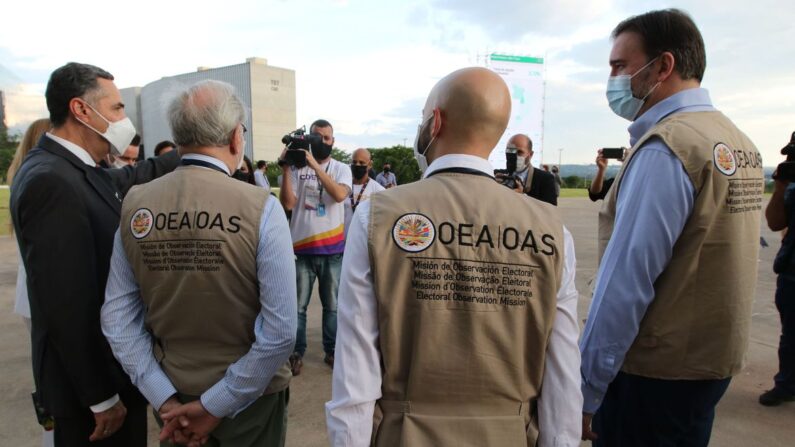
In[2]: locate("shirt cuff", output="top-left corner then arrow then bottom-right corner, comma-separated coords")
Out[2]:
90,394 -> 120,413
200,381 -> 248,419
139,370 -> 179,411
581,382 -> 604,414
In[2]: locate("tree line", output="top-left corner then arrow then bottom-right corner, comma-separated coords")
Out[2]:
0,127 -> 17,184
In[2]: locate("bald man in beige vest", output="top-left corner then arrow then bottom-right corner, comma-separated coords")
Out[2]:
326,67 -> 582,446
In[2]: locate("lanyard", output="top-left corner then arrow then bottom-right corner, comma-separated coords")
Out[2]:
350,179 -> 370,210
426,167 -> 494,179
181,158 -> 229,175
317,161 -> 331,203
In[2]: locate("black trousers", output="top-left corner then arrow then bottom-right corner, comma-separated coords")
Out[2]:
593,371 -> 731,447
775,275 -> 795,393
54,384 -> 147,447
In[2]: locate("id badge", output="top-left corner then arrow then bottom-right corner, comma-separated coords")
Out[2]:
317,203 -> 326,217
304,184 -> 320,210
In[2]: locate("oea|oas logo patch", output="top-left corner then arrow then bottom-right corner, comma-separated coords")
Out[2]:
130,208 -> 154,239
392,213 -> 435,253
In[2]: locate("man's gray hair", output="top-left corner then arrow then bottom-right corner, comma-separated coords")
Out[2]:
168,80 -> 246,148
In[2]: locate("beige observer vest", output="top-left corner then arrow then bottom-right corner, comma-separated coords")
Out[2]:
368,172 -> 564,446
120,166 -> 291,396
599,111 -> 763,379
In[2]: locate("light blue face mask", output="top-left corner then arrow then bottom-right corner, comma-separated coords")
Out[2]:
606,57 -> 660,121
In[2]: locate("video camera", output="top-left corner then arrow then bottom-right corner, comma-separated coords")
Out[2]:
774,132 -> 795,182
494,146 -> 521,190
279,126 -> 324,168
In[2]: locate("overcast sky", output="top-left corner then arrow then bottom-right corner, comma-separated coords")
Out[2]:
1,0 -> 793,164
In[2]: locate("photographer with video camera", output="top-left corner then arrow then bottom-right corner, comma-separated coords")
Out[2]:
278,119 -> 351,376
761,131 -> 795,407
495,133 -> 557,205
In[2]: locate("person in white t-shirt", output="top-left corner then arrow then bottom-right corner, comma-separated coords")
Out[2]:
278,119 -> 352,375
345,148 -> 385,238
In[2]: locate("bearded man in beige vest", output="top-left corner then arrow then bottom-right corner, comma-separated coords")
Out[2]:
579,9 -> 764,446
325,67 -> 583,446
101,80 -> 297,446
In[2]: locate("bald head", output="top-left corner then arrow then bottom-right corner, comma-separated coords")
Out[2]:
508,133 -> 533,157
352,148 -> 371,163
351,148 -> 373,184
420,67 -> 511,161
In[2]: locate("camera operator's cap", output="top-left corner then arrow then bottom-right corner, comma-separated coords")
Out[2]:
782,131 -> 795,155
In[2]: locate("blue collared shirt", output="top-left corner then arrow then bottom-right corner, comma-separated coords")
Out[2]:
375,171 -> 397,188
580,88 -> 715,413
101,154 -> 297,418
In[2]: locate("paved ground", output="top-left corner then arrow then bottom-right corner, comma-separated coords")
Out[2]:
0,197 -> 792,446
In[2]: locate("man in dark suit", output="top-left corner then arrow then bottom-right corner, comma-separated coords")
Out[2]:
10,62 -> 179,446
508,133 -> 557,206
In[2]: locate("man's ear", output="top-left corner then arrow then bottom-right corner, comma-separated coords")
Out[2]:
431,108 -> 443,138
70,98 -> 91,125
657,51 -> 676,82
231,126 -> 244,156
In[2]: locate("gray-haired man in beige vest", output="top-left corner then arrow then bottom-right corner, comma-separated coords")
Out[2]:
101,80 -> 296,446
580,9 -> 764,446
326,67 -> 583,446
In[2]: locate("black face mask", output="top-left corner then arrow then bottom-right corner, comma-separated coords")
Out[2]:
351,164 -> 368,180
311,141 -> 333,161
232,170 -> 251,183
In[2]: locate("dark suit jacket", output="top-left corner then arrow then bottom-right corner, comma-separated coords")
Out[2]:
10,135 -> 179,417
523,167 -> 557,206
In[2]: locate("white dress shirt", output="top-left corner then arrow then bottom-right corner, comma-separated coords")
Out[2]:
46,132 -> 97,166
326,154 -> 583,446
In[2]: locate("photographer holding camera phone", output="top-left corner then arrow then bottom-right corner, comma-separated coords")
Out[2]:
760,131 -> 795,407
494,133 -> 557,205
278,119 -> 352,375
589,147 -> 627,202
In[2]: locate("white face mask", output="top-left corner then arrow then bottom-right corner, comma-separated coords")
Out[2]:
515,154 -> 529,172
79,101 -> 137,156
606,57 -> 660,121
111,158 -> 128,169
413,115 -> 436,174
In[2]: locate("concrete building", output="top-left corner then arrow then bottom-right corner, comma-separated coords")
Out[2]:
119,87 -> 141,139
123,57 -> 296,162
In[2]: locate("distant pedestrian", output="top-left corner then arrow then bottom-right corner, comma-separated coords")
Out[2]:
254,160 -> 271,189
375,162 -> 397,188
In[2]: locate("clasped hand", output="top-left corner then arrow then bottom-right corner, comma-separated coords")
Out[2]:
158,397 -> 221,447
